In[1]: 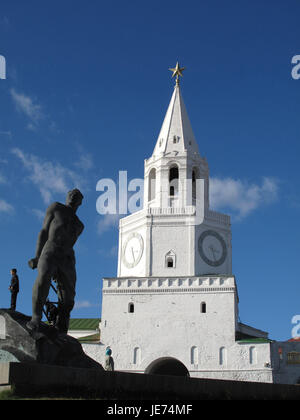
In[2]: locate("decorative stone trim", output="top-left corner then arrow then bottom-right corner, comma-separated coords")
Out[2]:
103,287 -> 236,295
103,276 -> 236,295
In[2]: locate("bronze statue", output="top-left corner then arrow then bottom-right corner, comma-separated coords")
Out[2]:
27,189 -> 84,333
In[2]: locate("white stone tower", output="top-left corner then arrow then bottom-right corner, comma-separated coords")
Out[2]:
99,64 -> 278,383
118,63 -> 232,279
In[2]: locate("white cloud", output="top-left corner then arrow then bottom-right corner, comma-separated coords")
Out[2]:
0,16 -> 10,28
26,122 -> 38,132
97,214 -> 120,236
0,174 -> 7,184
10,88 -> 44,129
74,300 -> 96,309
0,130 -> 12,139
109,245 -> 118,256
210,176 -> 279,220
10,89 -> 61,132
31,208 -> 46,221
75,153 -> 94,171
11,148 -> 85,204
98,244 -> 119,258
0,199 -> 14,213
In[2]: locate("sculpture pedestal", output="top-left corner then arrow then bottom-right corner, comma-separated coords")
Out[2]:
0,309 -> 103,370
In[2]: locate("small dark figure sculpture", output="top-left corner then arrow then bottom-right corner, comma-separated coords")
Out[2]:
27,189 -> 84,333
9,268 -> 19,311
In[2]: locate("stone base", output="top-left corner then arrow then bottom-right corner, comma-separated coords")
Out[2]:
1,362 -> 300,400
0,309 -> 103,370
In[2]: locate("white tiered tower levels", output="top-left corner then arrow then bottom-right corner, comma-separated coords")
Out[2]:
96,72 -> 300,384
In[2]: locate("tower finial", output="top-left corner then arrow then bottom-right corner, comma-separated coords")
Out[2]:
169,62 -> 185,86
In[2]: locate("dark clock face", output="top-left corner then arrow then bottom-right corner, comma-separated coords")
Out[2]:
198,230 -> 227,267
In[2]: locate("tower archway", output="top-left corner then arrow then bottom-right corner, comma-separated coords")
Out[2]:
145,357 -> 190,377
169,164 -> 179,197
148,168 -> 156,202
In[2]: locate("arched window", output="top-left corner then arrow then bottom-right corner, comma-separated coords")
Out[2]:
219,347 -> 227,366
169,165 -> 179,197
128,303 -> 134,313
133,347 -> 141,365
165,251 -> 176,268
191,346 -> 198,365
148,168 -> 156,202
249,346 -> 257,365
200,302 -> 206,313
167,257 -> 174,267
192,168 -> 199,200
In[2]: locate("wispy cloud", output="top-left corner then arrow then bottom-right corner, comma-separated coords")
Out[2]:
98,244 -> 118,258
74,300 -> 97,310
0,130 -> 12,139
11,148 -> 85,204
97,214 -> 120,236
75,153 -> 94,171
0,174 -> 7,184
0,16 -> 10,29
10,88 -> 44,130
31,208 -> 46,221
210,176 -> 279,220
0,199 -> 14,214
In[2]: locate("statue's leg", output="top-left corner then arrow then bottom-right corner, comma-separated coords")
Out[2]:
30,253 -> 56,328
56,260 -> 76,334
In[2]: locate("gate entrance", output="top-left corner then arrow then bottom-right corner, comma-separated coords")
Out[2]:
145,357 -> 190,377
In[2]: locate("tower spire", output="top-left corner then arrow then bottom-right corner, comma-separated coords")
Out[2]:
152,62 -> 199,157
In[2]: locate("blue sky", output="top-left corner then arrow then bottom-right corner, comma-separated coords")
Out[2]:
0,0 -> 300,341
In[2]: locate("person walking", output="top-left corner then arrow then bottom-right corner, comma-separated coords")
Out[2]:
9,268 -> 19,311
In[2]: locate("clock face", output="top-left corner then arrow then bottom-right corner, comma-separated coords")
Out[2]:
122,232 -> 144,269
198,230 -> 227,267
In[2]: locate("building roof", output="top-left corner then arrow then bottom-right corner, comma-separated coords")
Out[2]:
68,318 -> 100,331
152,84 -> 200,157
237,338 -> 272,344
236,322 -> 269,340
78,332 -> 100,343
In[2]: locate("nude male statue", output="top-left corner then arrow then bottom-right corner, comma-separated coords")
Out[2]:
27,189 -> 84,333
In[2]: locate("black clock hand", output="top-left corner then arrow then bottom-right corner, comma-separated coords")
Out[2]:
131,247 -> 136,262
